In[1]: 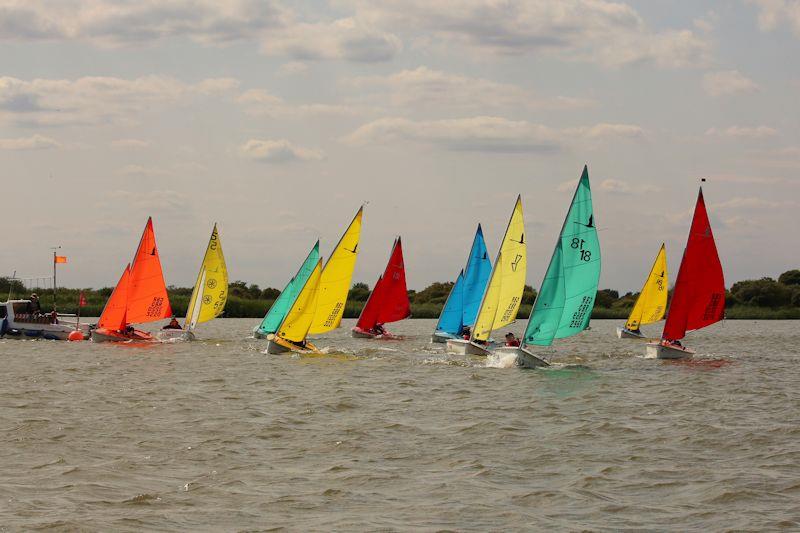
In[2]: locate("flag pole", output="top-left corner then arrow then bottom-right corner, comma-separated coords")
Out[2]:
51,247 -> 60,313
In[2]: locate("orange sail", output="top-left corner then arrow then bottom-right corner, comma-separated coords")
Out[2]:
98,264 -> 130,331
126,217 -> 172,324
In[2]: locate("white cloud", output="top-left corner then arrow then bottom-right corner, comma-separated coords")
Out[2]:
236,89 -> 353,117
702,70 -> 760,97
117,164 -> 172,177
261,17 -> 401,63
342,0 -> 710,68
347,66 -> 593,111
567,123 -> 645,139
0,133 -> 60,150
238,139 -> 324,162
712,196 -> 798,210
0,75 -> 239,127
0,0 -> 289,45
749,0 -> 800,37
342,116 -> 561,153
110,138 -> 150,149
705,125 -> 778,138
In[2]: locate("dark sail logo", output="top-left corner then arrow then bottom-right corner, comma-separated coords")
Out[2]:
510,254 -> 523,271
345,243 -> 358,254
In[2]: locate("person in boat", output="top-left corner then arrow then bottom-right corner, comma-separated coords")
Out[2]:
372,323 -> 386,336
162,317 -> 182,330
505,332 -> 520,347
460,325 -> 471,340
27,293 -> 42,316
474,338 -> 488,346
124,325 -> 135,335
665,339 -> 683,348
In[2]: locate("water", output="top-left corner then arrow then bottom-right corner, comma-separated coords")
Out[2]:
2,319 -> 799,531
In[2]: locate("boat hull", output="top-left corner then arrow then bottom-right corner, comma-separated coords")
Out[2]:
350,327 -> 401,340
446,338 -> 492,356
494,346 -> 550,369
0,302 -> 90,340
616,326 -> 647,339
265,334 -> 321,355
431,331 -> 457,344
91,327 -> 155,343
156,329 -> 195,342
645,341 -> 695,359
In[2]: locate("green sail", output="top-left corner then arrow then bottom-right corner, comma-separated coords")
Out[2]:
524,166 -> 601,346
256,241 -> 320,335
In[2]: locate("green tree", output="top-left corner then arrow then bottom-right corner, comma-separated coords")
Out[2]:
778,269 -> 800,286
595,289 -> 619,308
730,278 -> 792,307
348,282 -> 371,301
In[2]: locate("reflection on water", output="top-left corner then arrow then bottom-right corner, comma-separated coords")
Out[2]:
1,319 -> 799,530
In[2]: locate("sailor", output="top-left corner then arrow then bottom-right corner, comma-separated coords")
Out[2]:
372,323 -> 386,336
27,294 -> 42,316
504,332 -> 521,347
460,325 -> 471,340
162,316 -> 182,330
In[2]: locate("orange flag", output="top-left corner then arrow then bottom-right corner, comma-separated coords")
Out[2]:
54,256 -> 67,264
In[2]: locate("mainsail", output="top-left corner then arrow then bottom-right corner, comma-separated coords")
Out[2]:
184,224 -> 228,330
625,244 -> 668,331
309,207 -> 363,334
256,241 -> 320,336
434,224 -> 492,336
355,237 -> 411,331
661,189 -> 724,340
277,259 -> 324,343
472,196 -> 526,342
97,264 -> 131,331
524,166 -> 601,346
126,217 -> 172,325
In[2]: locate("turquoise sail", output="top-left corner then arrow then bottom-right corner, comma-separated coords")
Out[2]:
524,166 -> 601,346
256,241 -> 320,335
434,270 -> 464,335
461,224 -> 492,327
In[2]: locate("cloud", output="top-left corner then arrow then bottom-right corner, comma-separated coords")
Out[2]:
347,66 -> 593,111
342,116 -> 562,153
104,189 -> 188,211
705,125 -> 778,138
0,75 -> 239,127
110,138 -> 150,149
238,139 -> 324,162
702,70 -> 760,97
236,89 -> 352,117
342,0 -> 710,68
749,0 -> 800,37
0,133 -> 60,150
712,196 -> 798,210
567,123 -> 645,139
261,17 -> 401,63
0,0 -> 289,45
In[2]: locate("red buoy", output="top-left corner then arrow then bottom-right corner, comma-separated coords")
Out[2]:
68,330 -> 84,341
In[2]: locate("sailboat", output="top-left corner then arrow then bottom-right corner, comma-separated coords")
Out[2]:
92,217 -> 173,342
646,187 -> 724,359
158,224 -> 228,341
265,257 -> 325,354
266,207 -> 363,354
496,166 -> 600,368
616,244 -> 668,339
351,237 -> 411,338
254,241 -> 320,340
431,224 -> 492,343
446,196 -> 526,356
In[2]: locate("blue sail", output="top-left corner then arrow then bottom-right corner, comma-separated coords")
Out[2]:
435,271 -> 465,335
461,224 -> 492,327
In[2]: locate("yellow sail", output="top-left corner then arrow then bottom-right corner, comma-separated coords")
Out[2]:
626,244 -> 668,330
185,224 -> 228,330
472,195 -> 527,340
278,259 -> 323,342
309,207 -> 363,334
472,252 -> 503,341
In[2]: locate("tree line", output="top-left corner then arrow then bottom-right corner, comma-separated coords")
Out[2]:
2,269 -> 799,319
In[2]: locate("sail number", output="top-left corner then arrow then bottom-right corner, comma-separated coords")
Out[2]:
570,238 -> 592,262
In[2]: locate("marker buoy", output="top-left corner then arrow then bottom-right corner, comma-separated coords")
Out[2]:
68,330 -> 84,341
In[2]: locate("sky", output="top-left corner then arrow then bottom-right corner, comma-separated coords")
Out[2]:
1,0 -> 798,293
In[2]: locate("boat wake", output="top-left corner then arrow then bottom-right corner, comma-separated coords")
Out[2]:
485,351 -> 518,369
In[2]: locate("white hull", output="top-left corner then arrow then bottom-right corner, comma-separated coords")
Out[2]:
1,301 -> 90,340
645,341 -> 695,359
446,338 -> 492,356
616,326 -> 647,339
1,323 -> 86,341
494,346 -> 550,368
156,329 -> 195,342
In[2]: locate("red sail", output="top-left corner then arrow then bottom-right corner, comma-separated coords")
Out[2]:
355,238 -> 411,330
98,265 -> 130,331
126,217 -> 173,324
662,189 -> 725,340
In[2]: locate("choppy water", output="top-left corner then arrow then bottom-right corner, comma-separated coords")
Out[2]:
1,319 -> 799,531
